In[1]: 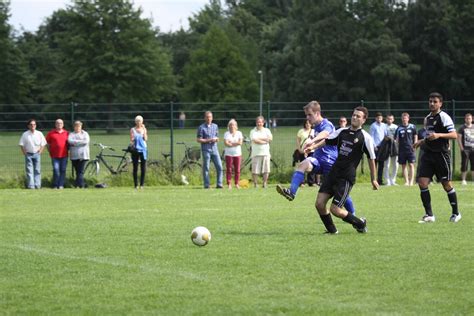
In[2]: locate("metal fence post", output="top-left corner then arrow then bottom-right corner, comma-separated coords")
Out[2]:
70,102 -> 76,125
360,100 -> 365,174
452,99 -> 456,175
170,101 -> 174,172
266,100 -> 271,128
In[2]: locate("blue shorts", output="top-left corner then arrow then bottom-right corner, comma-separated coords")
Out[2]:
398,151 -> 416,164
307,156 -> 335,175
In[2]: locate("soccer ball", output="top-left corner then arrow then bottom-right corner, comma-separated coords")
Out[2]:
191,226 -> 211,246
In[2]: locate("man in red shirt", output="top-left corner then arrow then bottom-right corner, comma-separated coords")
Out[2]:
46,119 -> 69,189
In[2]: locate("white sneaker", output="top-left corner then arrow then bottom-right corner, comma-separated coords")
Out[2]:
449,213 -> 461,223
418,215 -> 436,223
461,180 -> 467,185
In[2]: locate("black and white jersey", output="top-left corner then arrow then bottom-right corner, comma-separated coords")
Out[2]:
421,111 -> 455,153
325,127 -> 376,184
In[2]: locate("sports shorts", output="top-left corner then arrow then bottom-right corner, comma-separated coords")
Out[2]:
319,175 -> 353,208
307,156 -> 335,175
417,151 -> 452,182
398,150 -> 416,164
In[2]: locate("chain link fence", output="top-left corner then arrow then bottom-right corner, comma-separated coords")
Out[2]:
1,100 -> 472,180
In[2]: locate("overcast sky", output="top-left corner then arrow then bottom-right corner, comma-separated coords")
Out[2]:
8,0 -> 209,33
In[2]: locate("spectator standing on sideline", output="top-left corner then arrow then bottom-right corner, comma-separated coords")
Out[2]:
294,120 -> 316,185
383,114 -> 399,185
46,119 -> 69,189
276,101 -> 356,215
338,116 -> 347,128
130,115 -> 148,189
413,92 -> 460,223
178,112 -> 186,129
457,113 -> 474,185
197,111 -> 223,189
270,117 -> 277,130
68,121 -> 90,188
250,116 -> 273,188
19,119 -> 47,189
395,113 -> 417,186
369,112 -> 387,185
223,119 -> 243,189
313,106 -> 379,234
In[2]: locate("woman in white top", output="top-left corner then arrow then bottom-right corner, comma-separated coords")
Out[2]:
250,116 -> 273,188
130,115 -> 148,189
68,121 -> 90,188
224,119 -> 243,189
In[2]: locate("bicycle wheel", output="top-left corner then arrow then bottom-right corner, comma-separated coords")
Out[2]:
147,159 -> 160,169
179,160 -> 201,172
118,158 -> 131,173
85,160 -> 100,176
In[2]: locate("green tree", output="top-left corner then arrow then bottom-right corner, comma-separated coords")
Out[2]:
183,25 -> 258,103
51,0 -> 176,104
401,0 -> 458,99
0,1 -> 30,104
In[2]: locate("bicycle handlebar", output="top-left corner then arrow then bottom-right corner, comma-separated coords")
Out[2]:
94,143 -> 115,151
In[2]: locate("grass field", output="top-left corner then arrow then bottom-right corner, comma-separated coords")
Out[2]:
1,183 -> 472,314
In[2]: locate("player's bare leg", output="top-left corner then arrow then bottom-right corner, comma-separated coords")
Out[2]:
315,193 -> 338,234
330,204 -> 367,233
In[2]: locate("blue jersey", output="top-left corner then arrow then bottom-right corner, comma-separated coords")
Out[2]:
395,123 -> 417,153
312,118 -> 338,162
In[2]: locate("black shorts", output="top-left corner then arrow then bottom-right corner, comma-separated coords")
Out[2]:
417,151 -> 452,181
461,150 -> 474,172
398,150 -> 416,164
319,176 -> 353,208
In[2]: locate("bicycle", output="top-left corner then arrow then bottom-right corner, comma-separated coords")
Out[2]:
176,142 -> 202,171
84,143 -> 132,176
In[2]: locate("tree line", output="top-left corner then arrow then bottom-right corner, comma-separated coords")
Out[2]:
1,0 -> 473,110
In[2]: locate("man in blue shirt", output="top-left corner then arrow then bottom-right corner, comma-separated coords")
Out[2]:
196,111 -> 223,189
369,112 -> 387,185
276,100 -> 356,214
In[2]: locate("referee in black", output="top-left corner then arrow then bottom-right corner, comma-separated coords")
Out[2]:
309,106 -> 379,234
413,92 -> 461,223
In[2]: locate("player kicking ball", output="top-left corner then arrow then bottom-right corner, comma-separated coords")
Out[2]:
312,106 -> 379,234
276,100 -> 356,215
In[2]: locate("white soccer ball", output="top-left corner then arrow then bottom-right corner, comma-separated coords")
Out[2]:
191,226 -> 211,246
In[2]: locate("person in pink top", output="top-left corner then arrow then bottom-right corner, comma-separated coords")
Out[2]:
46,119 -> 69,189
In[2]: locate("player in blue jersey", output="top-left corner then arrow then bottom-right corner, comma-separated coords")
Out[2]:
276,100 -> 356,214
395,112 -> 418,186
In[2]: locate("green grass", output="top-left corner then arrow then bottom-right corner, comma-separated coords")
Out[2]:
1,183 -> 473,314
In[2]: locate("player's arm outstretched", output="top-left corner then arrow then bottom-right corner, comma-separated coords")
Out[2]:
362,130 -> 379,190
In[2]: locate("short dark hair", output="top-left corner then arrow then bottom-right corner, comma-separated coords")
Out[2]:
27,119 -> 36,126
429,92 -> 443,102
375,112 -> 383,117
355,106 -> 369,119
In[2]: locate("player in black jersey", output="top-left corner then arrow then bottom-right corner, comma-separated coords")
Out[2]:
413,92 -> 461,223
310,106 -> 379,234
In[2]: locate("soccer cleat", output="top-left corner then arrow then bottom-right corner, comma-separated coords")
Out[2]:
276,184 -> 295,201
353,217 -> 367,233
461,180 -> 467,185
449,213 -> 462,223
418,215 -> 436,223
323,230 -> 339,235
